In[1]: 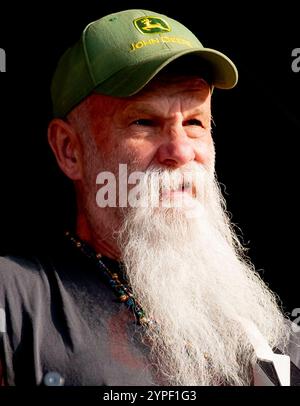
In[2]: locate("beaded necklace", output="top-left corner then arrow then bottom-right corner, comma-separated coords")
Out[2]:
64,231 -> 151,326
65,232 -> 214,368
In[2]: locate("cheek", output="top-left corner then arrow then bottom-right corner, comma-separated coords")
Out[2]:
113,137 -> 159,169
195,137 -> 215,167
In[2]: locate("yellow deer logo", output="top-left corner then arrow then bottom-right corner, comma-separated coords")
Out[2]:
141,18 -> 169,31
134,16 -> 171,34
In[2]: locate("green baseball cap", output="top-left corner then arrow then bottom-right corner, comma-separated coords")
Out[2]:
51,9 -> 238,117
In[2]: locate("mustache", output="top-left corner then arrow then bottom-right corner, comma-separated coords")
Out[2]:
141,162 -> 209,198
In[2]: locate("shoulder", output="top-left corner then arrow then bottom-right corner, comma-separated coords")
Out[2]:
0,254 -> 44,289
0,254 -> 48,314
0,254 -> 48,347
0,254 -> 42,272
287,325 -> 300,369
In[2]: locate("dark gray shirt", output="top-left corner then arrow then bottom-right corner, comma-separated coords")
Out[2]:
0,239 -> 157,386
0,238 -> 299,386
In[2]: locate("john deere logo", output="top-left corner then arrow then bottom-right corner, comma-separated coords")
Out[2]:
134,16 -> 171,34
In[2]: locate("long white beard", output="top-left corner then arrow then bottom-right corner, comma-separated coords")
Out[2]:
116,163 -> 289,386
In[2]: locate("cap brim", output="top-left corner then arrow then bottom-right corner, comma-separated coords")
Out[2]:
95,48 -> 238,97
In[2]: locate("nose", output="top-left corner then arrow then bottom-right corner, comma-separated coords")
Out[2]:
156,124 -> 196,168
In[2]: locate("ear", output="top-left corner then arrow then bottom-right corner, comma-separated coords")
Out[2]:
48,118 -> 83,180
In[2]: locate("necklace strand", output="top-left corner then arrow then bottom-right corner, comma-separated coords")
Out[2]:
64,231 -> 151,326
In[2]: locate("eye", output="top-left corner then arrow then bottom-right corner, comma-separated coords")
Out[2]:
131,119 -> 155,126
183,119 -> 203,127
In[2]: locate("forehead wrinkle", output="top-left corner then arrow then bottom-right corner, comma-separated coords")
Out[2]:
122,96 -> 210,121
122,102 -> 166,118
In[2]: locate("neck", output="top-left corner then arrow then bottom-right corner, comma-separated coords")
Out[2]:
76,211 -> 121,260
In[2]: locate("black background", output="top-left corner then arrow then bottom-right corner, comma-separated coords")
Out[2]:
0,1 -> 299,314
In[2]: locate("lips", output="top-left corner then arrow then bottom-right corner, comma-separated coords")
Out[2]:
181,181 -> 195,196
160,181 -> 196,200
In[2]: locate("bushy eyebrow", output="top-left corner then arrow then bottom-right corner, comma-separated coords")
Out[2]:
124,104 -> 160,118
123,103 -> 208,119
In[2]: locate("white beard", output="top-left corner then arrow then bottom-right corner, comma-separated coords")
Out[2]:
116,163 -> 289,386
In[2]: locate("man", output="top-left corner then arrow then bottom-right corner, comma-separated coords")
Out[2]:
0,9 -> 299,386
